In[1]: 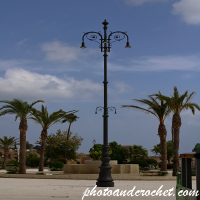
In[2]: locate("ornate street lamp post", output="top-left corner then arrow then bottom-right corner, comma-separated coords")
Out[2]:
80,19 -> 131,187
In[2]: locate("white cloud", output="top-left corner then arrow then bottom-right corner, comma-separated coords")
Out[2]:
0,68 -> 103,101
1,54 -> 200,75
172,0 -> 200,25
41,40 -> 99,63
16,38 -> 29,46
113,81 -> 133,94
108,55 -> 200,72
181,73 -> 193,79
0,58 -> 88,73
0,59 -> 40,71
125,0 -> 165,6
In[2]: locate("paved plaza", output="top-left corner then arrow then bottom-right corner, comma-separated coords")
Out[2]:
0,178 -> 197,200
0,170 -> 197,199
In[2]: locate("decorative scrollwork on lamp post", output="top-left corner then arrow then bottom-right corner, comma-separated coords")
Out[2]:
95,106 -> 117,115
80,19 -> 130,187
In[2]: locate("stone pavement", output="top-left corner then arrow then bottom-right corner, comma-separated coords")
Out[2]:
0,178 -> 197,200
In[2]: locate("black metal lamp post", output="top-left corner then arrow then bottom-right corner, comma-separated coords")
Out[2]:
80,19 -> 131,187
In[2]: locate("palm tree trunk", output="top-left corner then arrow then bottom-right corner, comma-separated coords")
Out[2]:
19,118 -> 28,174
173,128 -> 180,176
39,129 -> 47,171
158,123 -> 167,171
2,149 -> 9,169
65,123 -> 71,161
172,113 -> 181,176
19,130 -> 26,174
171,126 -> 174,145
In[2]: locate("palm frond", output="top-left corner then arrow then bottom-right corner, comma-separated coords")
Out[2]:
183,103 -> 200,114
121,105 -> 159,119
15,114 -> 21,121
163,106 -> 172,121
122,93 -> 172,123
29,116 -> 44,127
30,106 -> 71,129
132,99 -> 154,108
178,91 -> 188,105
151,93 -> 171,103
184,92 -> 196,105
0,109 -> 17,116
0,99 -> 43,122
0,104 -> 18,112
0,136 -> 18,148
173,86 -> 180,100
62,113 -> 79,123
187,103 -> 200,110
29,100 -> 45,108
185,105 -> 195,115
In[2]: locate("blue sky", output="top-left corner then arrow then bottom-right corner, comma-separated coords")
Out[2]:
1,0 -> 200,156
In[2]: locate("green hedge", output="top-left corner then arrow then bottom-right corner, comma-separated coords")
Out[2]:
26,153 -> 40,167
129,159 -> 158,168
51,162 -> 64,171
145,159 -> 158,168
129,160 -> 149,168
167,163 -> 173,169
6,166 -> 19,174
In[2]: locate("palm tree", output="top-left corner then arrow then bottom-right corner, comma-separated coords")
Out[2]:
122,94 -> 171,171
0,136 -> 18,169
0,99 -> 44,174
30,105 -> 77,171
62,113 -> 79,161
152,86 -> 200,176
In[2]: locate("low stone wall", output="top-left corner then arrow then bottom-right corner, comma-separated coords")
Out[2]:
64,164 -> 139,174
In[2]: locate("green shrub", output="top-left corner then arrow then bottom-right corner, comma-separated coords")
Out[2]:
7,160 -> 13,164
0,158 -> 3,164
6,166 -> 19,174
51,162 -> 64,171
36,172 -> 44,175
7,159 -> 19,167
109,141 -> 128,164
191,170 -> 196,176
129,160 -> 149,168
145,159 -> 158,168
167,163 -> 173,169
44,158 -> 48,166
89,144 -> 102,160
129,159 -> 158,169
89,151 -> 102,160
26,152 -> 40,167
158,171 -> 168,176
53,158 -> 67,164
140,167 -> 150,171
7,160 -> 14,164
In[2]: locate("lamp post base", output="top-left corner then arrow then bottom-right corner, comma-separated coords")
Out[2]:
96,181 -> 114,187
96,145 -> 114,187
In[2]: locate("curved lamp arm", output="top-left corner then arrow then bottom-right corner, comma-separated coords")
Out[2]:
80,31 -> 103,51
108,31 -> 131,51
